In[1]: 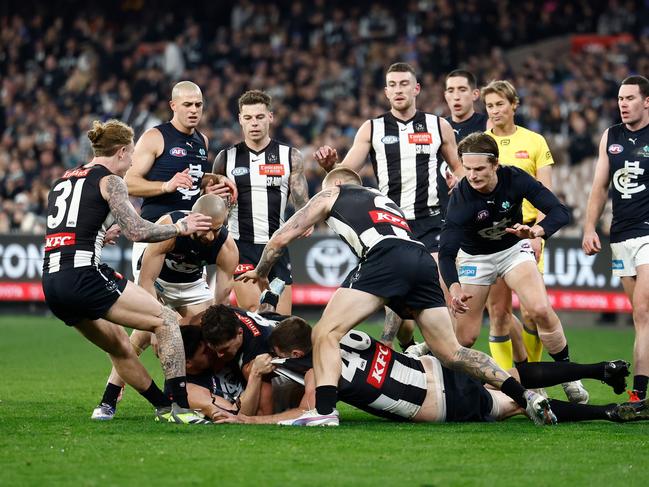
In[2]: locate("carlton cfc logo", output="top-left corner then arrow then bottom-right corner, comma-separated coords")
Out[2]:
169,147 -> 187,157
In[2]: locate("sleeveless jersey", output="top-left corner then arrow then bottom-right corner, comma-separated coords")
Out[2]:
326,184 -> 421,259
369,111 -> 443,220
232,308 -> 285,369
140,122 -> 210,222
225,140 -> 292,243
154,210 -> 229,283
606,122 -> 649,242
43,164 -> 114,274
283,330 -> 428,421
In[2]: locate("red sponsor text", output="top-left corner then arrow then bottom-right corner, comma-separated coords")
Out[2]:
408,133 -> 432,144
369,210 -> 411,231
367,343 -> 392,388
44,232 -> 76,251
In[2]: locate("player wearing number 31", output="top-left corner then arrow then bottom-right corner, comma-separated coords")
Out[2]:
438,132 -> 573,387
42,120 -> 213,424
238,166 -> 556,426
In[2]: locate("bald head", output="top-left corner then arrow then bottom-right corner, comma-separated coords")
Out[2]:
171,81 -> 202,100
192,194 -> 228,226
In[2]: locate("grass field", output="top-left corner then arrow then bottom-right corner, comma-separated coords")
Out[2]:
1,315 -> 648,487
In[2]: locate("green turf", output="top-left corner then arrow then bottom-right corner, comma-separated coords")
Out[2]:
1,315 -> 648,487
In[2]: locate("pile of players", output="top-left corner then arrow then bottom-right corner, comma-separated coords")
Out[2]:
42,65 -> 649,426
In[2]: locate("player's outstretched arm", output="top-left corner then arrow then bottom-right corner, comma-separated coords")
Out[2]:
439,118 -> 465,180
100,175 -> 212,242
138,215 -> 176,297
582,130 -> 611,255
214,235 -> 239,305
314,120 -> 372,173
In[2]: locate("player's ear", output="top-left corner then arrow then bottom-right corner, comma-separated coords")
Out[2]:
291,350 -> 304,358
472,89 -> 480,101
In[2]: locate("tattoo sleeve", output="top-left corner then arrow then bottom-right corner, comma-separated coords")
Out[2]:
256,188 -> 337,277
104,175 -> 178,242
380,308 -> 403,344
155,306 -> 185,379
447,347 -> 511,388
289,148 -> 309,210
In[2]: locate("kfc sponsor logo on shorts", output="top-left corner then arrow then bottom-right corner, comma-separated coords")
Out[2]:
408,133 -> 432,145
234,263 -> 255,275
259,164 -> 285,176
231,167 -> 250,177
381,135 -> 399,144
169,147 -> 187,157
612,259 -> 624,270
459,265 -> 477,277
44,233 -> 76,251
369,210 -> 411,231
515,151 -> 529,159
236,312 -> 261,337
476,210 -> 489,221
608,144 -> 624,154
367,343 -> 392,389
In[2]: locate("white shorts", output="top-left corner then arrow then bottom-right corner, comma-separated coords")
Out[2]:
154,278 -> 213,309
610,235 -> 649,277
131,241 -> 148,285
456,239 -> 536,286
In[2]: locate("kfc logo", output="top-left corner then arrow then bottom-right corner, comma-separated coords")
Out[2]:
367,343 -> 392,389
369,210 -> 411,231
44,233 -> 76,251
234,263 -> 255,275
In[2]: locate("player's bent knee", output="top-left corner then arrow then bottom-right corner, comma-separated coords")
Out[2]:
456,331 -> 478,348
524,304 -> 551,324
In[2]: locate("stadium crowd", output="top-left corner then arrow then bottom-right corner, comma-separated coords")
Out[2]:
1,0 -> 649,234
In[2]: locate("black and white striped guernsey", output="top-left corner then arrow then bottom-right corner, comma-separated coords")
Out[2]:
43,164 -> 114,274
225,140 -> 292,243
369,111 -> 443,220
326,184 -> 422,259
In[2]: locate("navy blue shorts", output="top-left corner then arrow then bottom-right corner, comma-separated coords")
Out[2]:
42,264 -> 128,327
341,239 -> 445,319
408,214 -> 443,253
442,366 -> 495,422
233,240 -> 293,285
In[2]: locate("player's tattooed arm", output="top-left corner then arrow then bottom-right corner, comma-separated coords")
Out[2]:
155,306 -> 186,378
380,309 -> 402,345
102,175 -> 179,242
449,347 -> 510,387
256,188 -> 339,278
289,148 -> 310,210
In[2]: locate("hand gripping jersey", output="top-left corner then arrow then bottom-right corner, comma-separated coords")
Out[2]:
43,164 -> 115,274
606,122 -> 649,242
283,330 -> 428,421
140,122 -> 211,222
325,184 -> 422,259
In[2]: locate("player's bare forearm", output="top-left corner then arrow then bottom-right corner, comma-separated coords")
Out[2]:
238,373 -> 264,416
104,175 -> 179,242
155,306 -> 185,378
380,309 -> 402,344
255,242 -> 284,279
289,148 -> 309,210
447,347 -> 510,387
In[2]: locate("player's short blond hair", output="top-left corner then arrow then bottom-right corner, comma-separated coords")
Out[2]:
481,80 -> 520,107
323,167 -> 362,187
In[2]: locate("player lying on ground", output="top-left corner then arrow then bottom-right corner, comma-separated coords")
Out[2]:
212,319 -> 648,425
91,194 -> 238,420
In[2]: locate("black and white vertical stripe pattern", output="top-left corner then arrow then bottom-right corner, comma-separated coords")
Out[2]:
369,111 -> 443,220
226,141 -> 291,243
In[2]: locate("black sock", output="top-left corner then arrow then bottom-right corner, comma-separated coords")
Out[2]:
315,385 -> 338,415
633,375 -> 648,399
549,344 -> 570,362
548,399 -> 613,422
167,377 -> 189,409
516,361 -> 605,388
100,382 -> 123,409
140,380 -> 172,408
399,338 -> 416,351
514,358 -> 528,368
501,377 -> 527,408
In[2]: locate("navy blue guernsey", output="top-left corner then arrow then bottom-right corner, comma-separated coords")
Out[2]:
140,122 -> 210,222
438,112 -> 489,212
439,165 -> 570,286
154,210 -> 229,283
606,122 -> 649,243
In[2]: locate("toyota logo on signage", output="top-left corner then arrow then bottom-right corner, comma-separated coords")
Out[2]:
305,239 -> 358,287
